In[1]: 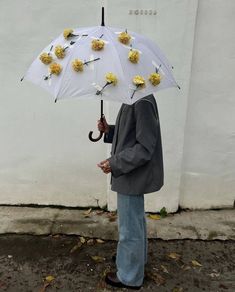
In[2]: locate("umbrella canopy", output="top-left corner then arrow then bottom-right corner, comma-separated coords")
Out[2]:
22,7 -> 179,141
23,25 -> 179,105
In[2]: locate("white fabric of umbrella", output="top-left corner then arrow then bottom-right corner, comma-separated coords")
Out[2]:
23,26 -> 179,105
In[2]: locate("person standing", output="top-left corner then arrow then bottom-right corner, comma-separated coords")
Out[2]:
97,93 -> 164,290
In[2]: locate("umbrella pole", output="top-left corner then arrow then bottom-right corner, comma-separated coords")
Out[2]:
88,7 -> 105,142
101,6 -> 105,26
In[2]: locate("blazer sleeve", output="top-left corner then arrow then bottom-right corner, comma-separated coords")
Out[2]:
109,100 -> 159,178
103,125 -> 115,143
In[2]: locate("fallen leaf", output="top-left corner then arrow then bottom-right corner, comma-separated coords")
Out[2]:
181,264 -> 191,271
96,239 -> 105,244
106,211 -> 117,218
39,282 -> 50,292
105,211 -> 117,222
79,236 -> 86,244
191,260 -> 202,267
148,214 -> 161,220
172,287 -> 183,292
95,210 -> 104,215
147,271 -> 166,286
87,239 -> 94,245
84,214 -> 91,218
101,267 -> 111,278
160,265 -> 169,273
91,256 -> 106,263
70,242 -> 82,253
96,267 -> 111,289
45,275 -> 55,282
209,272 -> 220,278
83,208 -> 92,215
167,252 -> 181,260
39,276 -> 56,292
52,234 -> 60,239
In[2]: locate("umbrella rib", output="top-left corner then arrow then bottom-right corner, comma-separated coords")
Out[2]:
106,27 -> 128,90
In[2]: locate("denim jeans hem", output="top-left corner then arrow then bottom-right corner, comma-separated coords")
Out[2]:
116,271 -> 144,287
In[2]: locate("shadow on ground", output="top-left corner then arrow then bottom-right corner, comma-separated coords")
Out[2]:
0,235 -> 234,291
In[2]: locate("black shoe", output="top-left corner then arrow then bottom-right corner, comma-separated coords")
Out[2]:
105,272 -> 142,290
111,253 -> 116,262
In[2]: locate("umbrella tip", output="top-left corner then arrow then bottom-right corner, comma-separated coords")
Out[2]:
177,85 -> 181,90
101,6 -> 105,26
54,98 -> 57,103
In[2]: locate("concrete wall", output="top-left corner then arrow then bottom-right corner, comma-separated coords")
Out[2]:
180,0 -> 235,209
0,0 -> 108,208
0,0 -> 234,212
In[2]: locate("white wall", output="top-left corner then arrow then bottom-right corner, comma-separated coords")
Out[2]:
0,0 -> 108,207
180,0 -> 235,209
0,0 -> 234,212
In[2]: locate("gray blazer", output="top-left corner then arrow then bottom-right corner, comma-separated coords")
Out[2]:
104,94 -> 164,195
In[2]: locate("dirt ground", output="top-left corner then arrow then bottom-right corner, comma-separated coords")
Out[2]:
0,235 -> 234,292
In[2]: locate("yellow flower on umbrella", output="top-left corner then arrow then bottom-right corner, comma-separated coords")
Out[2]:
96,72 -> 118,95
118,31 -> 131,45
106,72 -> 118,85
128,49 -> 139,63
63,28 -> 74,39
55,45 -> 66,59
131,75 -> 145,99
63,28 -> 87,40
49,63 -> 62,75
72,57 -> 101,73
149,72 -> 161,86
39,52 -> 53,65
72,59 -> 84,72
133,75 -> 145,88
91,39 -> 105,51
44,63 -> 62,81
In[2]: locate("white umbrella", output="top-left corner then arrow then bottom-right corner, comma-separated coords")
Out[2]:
21,7 -> 180,141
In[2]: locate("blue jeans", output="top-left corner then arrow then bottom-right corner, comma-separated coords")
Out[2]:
116,193 -> 147,286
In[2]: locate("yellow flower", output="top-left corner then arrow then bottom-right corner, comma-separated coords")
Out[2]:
105,72 -> 118,85
39,53 -> 53,65
49,63 -> 62,75
118,31 -> 131,45
133,75 -> 145,88
91,39 -> 105,51
54,45 -> 65,59
63,28 -> 74,39
128,50 -> 139,63
149,73 -> 161,86
72,59 -> 84,72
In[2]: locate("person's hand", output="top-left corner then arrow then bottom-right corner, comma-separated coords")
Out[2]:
97,159 -> 112,174
97,115 -> 109,133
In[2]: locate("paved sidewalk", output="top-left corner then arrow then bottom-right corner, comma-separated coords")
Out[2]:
0,206 -> 234,240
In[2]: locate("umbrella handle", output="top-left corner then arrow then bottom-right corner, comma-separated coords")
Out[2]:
89,100 -> 104,142
88,130 -> 104,142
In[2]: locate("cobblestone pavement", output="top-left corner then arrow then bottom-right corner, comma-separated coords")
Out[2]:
0,235 -> 234,292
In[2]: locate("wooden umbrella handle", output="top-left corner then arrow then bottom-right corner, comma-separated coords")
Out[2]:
88,130 -> 104,142
88,100 -> 104,142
